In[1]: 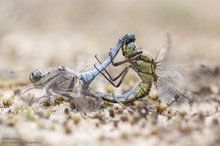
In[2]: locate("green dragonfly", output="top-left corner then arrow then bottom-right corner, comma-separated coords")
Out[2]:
92,34 -> 194,105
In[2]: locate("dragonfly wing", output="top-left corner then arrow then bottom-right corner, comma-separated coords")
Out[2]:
68,82 -> 104,113
73,95 -> 103,113
155,77 -> 194,106
52,77 -> 103,113
155,33 -> 172,63
155,47 -> 168,63
154,64 -> 195,106
154,34 -> 195,107
156,66 -> 187,90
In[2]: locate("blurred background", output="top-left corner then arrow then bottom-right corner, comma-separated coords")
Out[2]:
0,1 -> 220,146
0,0 -> 219,71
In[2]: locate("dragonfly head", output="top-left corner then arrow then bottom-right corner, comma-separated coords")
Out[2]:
122,42 -> 139,58
29,69 -> 44,83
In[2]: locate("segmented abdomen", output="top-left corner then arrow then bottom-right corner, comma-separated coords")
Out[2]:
86,82 -> 152,104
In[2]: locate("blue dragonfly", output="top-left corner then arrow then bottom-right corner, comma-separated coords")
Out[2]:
19,34 -> 135,111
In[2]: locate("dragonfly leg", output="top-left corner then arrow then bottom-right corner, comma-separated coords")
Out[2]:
112,66 -> 129,87
127,51 -> 143,58
94,64 -> 129,87
108,51 -> 128,66
109,49 -> 143,66
95,54 -> 127,81
34,94 -> 53,104
35,87 -> 58,104
56,91 -> 73,99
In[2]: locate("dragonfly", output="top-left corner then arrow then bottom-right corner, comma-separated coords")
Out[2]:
93,34 -> 195,105
18,34 -> 136,112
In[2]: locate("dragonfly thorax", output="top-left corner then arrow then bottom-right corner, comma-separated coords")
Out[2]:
129,54 -> 157,84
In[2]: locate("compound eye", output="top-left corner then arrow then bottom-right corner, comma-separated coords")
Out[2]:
126,42 -> 136,50
29,70 -> 43,83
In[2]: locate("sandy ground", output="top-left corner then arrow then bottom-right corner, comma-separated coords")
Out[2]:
0,1 -> 220,146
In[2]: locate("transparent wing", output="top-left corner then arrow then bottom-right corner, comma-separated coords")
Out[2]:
154,73 -> 194,105
68,80 -> 104,113
155,47 -> 168,63
72,95 -> 103,113
75,55 -> 96,72
155,33 -> 171,63
156,63 -> 187,90
154,45 -> 195,106
31,71 -> 104,112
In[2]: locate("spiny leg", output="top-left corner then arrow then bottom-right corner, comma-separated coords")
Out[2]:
95,54 -> 128,81
108,48 -> 142,66
33,95 -> 47,104
111,58 -> 128,66
36,90 -> 73,105
94,64 -> 129,87
94,49 -> 141,82
112,66 -> 130,87
108,49 -> 128,66
34,87 -> 57,104
127,51 -> 143,59
56,92 -> 73,99
33,94 -> 55,105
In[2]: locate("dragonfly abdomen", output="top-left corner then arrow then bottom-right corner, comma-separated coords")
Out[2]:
86,82 -> 152,104
122,82 -> 152,103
